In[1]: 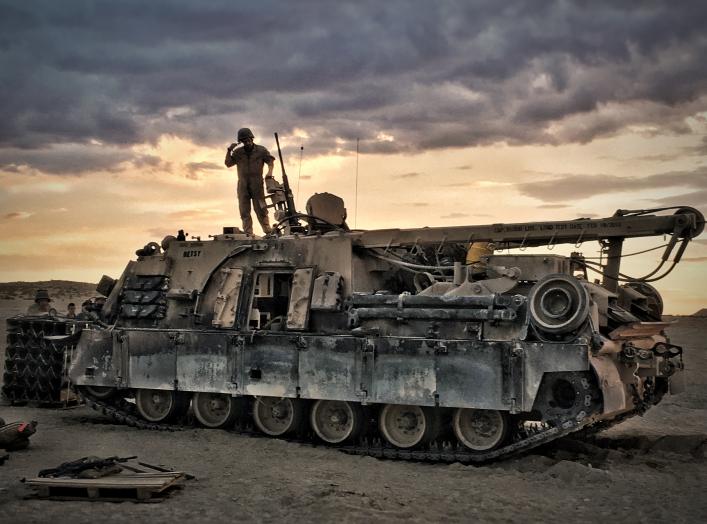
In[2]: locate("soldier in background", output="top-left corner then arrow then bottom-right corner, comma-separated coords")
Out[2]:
27,289 -> 56,316
66,302 -> 76,318
77,299 -> 93,320
94,296 -> 107,312
225,127 -> 275,236
77,297 -> 106,321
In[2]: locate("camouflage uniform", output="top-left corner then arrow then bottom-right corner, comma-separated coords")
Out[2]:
225,144 -> 275,235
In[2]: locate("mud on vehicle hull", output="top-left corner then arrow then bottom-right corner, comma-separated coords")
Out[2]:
66,311 -> 678,462
11,203 -> 698,462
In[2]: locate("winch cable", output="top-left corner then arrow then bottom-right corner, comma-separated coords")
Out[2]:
578,258 -> 680,283
572,232 -> 691,283
367,249 -> 455,273
614,205 -> 703,218
580,242 -> 670,260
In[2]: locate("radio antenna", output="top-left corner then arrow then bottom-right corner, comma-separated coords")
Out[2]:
296,145 -> 303,208
355,137 -> 359,228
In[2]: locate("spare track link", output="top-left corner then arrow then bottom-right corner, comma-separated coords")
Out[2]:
80,392 -> 635,464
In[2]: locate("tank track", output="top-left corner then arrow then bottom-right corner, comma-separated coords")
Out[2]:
2,317 -> 81,405
79,391 -> 638,464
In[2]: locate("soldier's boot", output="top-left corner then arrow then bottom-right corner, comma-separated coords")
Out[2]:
253,197 -> 271,235
241,214 -> 254,236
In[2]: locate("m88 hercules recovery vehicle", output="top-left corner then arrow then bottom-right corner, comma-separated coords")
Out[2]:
65,141 -> 704,463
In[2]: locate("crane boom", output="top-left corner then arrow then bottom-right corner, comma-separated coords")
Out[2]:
354,207 -> 704,249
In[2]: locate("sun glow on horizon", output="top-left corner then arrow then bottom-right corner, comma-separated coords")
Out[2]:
1,130 -> 705,314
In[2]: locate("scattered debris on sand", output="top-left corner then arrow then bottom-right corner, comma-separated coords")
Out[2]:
0,418 -> 37,451
25,456 -> 189,502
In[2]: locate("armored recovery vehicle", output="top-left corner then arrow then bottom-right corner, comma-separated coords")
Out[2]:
65,144 -> 704,463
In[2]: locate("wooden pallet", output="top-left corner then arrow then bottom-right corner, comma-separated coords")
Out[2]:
26,471 -> 185,502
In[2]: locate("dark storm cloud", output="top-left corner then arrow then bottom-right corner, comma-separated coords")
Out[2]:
594,138 -> 707,163
186,161 -> 222,171
516,167 -> 707,202
652,189 -> 707,209
3,211 -> 32,220
185,161 -> 223,179
1,0 -> 707,172
133,155 -> 163,168
632,153 -> 683,163
684,136 -> 707,156
0,145 -> 134,175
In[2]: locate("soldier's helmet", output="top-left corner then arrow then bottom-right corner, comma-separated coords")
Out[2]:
237,128 -> 255,142
34,289 -> 51,302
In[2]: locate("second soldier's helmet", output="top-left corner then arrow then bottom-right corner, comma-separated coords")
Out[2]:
237,128 -> 255,142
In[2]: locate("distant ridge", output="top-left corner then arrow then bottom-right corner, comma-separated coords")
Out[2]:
0,280 -> 96,300
693,308 -> 707,317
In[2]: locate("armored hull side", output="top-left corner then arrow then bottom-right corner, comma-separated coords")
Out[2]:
60,206 -> 701,461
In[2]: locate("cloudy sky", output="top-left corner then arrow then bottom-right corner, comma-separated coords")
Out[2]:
1,1 -> 705,313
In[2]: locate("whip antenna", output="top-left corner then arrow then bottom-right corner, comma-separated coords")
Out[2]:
355,137 -> 359,228
296,144 -> 303,208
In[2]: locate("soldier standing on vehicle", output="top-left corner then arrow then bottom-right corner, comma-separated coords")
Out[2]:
224,128 -> 275,236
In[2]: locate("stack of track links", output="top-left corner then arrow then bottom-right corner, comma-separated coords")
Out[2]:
2,317 -> 83,405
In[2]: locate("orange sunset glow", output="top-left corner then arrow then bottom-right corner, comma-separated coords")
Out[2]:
1,3 -> 705,314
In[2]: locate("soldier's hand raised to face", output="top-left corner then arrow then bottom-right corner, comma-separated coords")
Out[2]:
227,142 -> 238,151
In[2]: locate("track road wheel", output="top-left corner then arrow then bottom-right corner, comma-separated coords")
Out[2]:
82,385 -> 116,400
453,408 -> 509,452
379,404 -> 438,449
135,389 -> 189,423
310,400 -> 363,444
192,392 -> 241,429
252,397 -> 304,436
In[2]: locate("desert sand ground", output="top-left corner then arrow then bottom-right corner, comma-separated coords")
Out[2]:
0,295 -> 705,523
